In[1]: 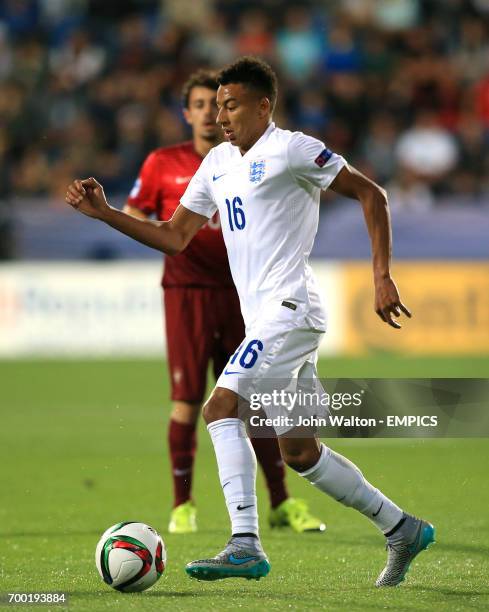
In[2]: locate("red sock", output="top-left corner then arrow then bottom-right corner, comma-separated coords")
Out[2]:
250,433 -> 288,509
168,419 -> 197,508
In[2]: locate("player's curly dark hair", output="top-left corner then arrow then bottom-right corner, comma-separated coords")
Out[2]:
181,69 -> 218,109
217,56 -> 278,112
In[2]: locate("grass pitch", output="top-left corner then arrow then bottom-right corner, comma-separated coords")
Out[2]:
1,356 -> 488,611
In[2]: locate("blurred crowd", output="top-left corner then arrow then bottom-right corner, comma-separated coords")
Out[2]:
0,0 -> 488,234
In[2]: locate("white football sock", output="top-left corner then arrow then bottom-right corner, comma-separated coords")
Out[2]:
207,418 -> 258,536
299,443 -> 403,533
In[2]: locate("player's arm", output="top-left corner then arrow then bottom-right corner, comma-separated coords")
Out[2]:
329,164 -> 412,329
122,204 -> 149,220
66,178 -> 206,255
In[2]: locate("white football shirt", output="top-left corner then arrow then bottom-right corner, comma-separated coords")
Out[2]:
180,122 -> 346,331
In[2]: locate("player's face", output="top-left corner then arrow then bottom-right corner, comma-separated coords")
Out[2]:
216,83 -> 270,153
184,86 -> 219,141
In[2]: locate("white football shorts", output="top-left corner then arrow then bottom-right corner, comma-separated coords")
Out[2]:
215,299 -> 328,435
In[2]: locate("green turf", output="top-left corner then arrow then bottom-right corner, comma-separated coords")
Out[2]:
1,357 -> 488,611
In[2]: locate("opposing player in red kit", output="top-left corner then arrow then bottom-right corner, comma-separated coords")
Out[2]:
123,70 -> 325,534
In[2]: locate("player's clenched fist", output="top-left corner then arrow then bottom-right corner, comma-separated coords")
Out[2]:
65,177 -> 110,219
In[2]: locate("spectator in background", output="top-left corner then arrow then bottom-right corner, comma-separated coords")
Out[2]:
387,167 -> 435,213
11,35 -> 47,90
359,113 -> 398,184
294,89 -> 330,138
0,23 -> 13,80
391,110 -> 458,211
0,0 -> 39,37
452,110 -> 487,201
11,146 -> 50,196
114,14 -> 153,72
191,13 -> 235,67
453,17 -> 488,85
276,6 -> 323,83
395,110 -> 459,182
372,0 -> 420,31
0,127 -> 14,258
327,72 -> 370,149
235,9 -> 273,58
323,21 -> 362,74
49,29 -> 106,87
115,103 -> 150,189
475,75 -> 489,128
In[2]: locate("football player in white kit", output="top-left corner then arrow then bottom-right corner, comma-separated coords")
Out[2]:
65,57 -> 435,587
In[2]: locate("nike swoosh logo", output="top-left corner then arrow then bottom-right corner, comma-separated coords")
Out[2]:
213,172 -> 226,182
173,468 -> 191,476
372,501 -> 383,517
228,554 -> 258,565
222,481 -> 231,489
224,369 -> 240,375
236,504 -> 254,511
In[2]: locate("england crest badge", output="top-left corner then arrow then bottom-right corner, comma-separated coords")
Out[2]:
249,159 -> 266,183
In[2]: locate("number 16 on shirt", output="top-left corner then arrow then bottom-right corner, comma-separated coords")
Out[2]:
225,196 -> 246,231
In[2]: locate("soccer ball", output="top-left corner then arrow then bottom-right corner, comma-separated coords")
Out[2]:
95,522 -> 166,592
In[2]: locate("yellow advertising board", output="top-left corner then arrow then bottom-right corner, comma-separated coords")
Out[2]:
343,262 -> 489,355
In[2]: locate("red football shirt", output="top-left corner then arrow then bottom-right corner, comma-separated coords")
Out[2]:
127,141 -> 234,288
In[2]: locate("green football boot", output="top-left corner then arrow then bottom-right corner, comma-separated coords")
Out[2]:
168,501 -> 197,534
269,498 -> 326,533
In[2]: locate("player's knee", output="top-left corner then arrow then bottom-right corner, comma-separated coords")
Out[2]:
170,401 -> 201,425
202,388 -> 238,424
202,398 -> 234,423
282,446 -> 320,472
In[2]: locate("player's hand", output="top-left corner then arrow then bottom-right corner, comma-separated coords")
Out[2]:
65,177 -> 110,220
374,276 -> 412,329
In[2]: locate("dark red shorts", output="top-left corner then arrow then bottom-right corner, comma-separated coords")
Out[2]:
164,287 -> 245,403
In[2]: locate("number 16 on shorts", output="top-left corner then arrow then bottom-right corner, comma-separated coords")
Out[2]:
224,340 -> 263,374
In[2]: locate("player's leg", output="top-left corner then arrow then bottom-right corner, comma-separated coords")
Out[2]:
185,304 -> 321,580
167,401 -> 200,533
164,288 -> 213,534
185,386 -> 270,581
279,433 -> 404,531
280,434 -> 434,585
212,287 -> 292,526
278,359 -> 435,586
